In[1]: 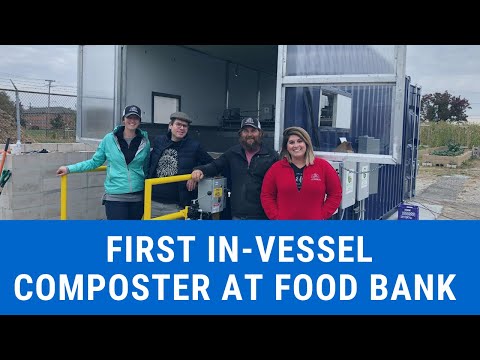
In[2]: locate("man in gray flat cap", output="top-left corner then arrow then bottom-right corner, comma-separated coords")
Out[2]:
147,111 -> 213,218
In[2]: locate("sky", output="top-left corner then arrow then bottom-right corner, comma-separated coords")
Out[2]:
406,45 -> 480,121
1,45 -> 479,120
0,45 -> 77,96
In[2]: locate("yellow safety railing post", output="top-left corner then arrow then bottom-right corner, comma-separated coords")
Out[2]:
60,165 -> 107,220
144,179 -> 152,220
60,175 -> 67,220
144,174 -> 192,220
60,167 -> 194,221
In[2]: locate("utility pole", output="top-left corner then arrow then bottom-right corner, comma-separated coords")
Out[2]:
45,79 -> 55,138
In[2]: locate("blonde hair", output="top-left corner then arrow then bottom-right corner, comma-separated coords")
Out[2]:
281,126 -> 315,166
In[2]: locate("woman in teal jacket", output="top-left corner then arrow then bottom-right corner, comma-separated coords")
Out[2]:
56,105 -> 151,220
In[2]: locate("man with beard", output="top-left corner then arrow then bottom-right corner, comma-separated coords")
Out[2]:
148,111 -> 213,218
191,117 -> 279,220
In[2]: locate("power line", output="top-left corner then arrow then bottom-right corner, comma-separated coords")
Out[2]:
0,71 -> 50,82
0,73 -> 76,89
0,79 -> 76,96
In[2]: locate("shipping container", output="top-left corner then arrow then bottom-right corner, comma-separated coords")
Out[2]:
77,45 -> 420,220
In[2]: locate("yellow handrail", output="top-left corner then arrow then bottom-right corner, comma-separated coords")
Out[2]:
152,207 -> 189,220
143,174 -> 192,220
60,168 -> 191,220
60,165 -> 106,220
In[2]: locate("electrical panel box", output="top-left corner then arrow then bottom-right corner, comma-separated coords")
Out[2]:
357,136 -> 380,194
333,93 -> 352,129
319,88 -> 352,129
329,160 -> 356,209
197,177 -> 228,214
356,162 -> 370,201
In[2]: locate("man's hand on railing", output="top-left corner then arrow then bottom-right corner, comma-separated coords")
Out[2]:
191,169 -> 204,182
186,179 -> 197,191
56,166 -> 69,176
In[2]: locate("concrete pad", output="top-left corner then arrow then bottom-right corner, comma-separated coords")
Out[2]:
420,175 -> 469,202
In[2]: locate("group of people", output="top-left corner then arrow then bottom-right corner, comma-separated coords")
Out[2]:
56,105 -> 343,220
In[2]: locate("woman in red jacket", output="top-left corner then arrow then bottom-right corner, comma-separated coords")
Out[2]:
261,126 -> 342,220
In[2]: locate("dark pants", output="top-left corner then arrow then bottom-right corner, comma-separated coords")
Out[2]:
104,200 -> 144,220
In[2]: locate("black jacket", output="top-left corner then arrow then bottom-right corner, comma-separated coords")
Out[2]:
194,144 -> 279,219
148,132 -> 213,207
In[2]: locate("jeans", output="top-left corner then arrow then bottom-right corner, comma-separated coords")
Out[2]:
151,201 -> 183,219
104,200 -> 144,220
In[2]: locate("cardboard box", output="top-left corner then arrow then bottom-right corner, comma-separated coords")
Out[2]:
334,141 -> 354,153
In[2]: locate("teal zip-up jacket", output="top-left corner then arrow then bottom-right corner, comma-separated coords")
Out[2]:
67,126 -> 150,195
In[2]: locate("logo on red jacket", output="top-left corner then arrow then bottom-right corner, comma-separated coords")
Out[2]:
311,173 -> 321,181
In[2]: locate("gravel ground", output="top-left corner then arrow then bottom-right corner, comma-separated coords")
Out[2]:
413,158 -> 480,220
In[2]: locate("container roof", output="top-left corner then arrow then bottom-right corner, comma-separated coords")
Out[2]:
183,45 -> 278,75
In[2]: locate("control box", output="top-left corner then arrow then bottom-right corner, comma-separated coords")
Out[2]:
358,136 -> 380,194
318,88 -> 352,129
197,177 -> 228,214
328,160 -> 356,209
356,162 -> 370,201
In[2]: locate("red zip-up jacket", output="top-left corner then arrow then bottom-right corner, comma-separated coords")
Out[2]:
260,157 -> 342,220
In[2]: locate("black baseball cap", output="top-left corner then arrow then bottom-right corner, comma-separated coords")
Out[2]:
240,117 -> 261,130
123,105 -> 142,121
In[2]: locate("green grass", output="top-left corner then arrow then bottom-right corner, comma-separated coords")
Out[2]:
25,129 -> 76,143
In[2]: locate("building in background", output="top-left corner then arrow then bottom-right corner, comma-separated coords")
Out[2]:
23,106 -> 76,130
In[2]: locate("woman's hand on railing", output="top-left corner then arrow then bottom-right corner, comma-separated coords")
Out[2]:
56,166 -> 69,176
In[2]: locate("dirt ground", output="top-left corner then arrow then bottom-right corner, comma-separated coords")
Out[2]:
0,109 -> 35,144
414,158 -> 480,220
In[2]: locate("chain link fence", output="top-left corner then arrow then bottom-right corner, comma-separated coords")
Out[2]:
0,88 -> 76,144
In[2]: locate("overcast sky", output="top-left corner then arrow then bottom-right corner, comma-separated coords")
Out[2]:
406,45 -> 480,118
1,45 -> 479,118
0,45 -> 77,95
